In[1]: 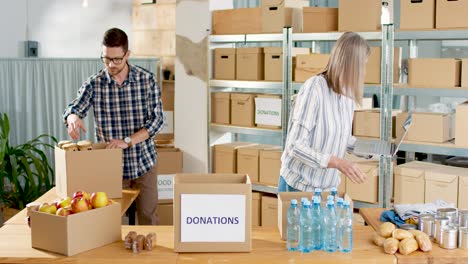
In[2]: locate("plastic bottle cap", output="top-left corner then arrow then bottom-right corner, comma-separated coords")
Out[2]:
304,200 -> 311,206
343,201 -> 350,206
313,197 -> 320,204
301,197 -> 307,203
327,200 -> 334,206
327,195 -> 334,200
315,188 -> 322,193
337,198 -> 344,203
291,199 -> 297,205
331,187 -> 337,192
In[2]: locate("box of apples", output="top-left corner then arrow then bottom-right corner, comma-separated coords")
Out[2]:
30,190 -> 121,256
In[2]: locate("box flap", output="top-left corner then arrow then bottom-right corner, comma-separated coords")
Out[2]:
214,48 -> 236,55
236,47 -> 263,54
425,170 -> 458,183
175,174 -> 251,185
264,47 -> 282,54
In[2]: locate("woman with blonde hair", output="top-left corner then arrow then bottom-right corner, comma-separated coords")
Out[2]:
278,32 -> 370,192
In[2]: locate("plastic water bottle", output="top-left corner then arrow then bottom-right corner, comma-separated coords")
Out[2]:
339,201 -> 353,253
314,188 -> 322,204
336,198 -> 344,251
327,195 -> 334,203
330,187 -> 338,201
311,197 -> 323,250
336,198 -> 344,220
323,200 -> 337,252
299,201 -> 313,253
301,197 -> 308,208
287,199 -> 300,251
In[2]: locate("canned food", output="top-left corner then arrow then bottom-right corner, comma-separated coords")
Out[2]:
459,210 -> 468,228
437,208 -> 458,226
440,226 -> 458,250
459,227 -> 468,250
401,224 -> 417,230
433,216 -> 450,243
419,215 -> 435,237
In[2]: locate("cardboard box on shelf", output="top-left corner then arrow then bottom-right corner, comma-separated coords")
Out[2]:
425,169 -> 458,206
460,174 -> 468,209
344,156 -> 379,204
365,47 -> 401,84
277,191 -> 352,240
259,148 -> 282,186
211,92 -> 231,125
213,142 -> 257,173
157,147 -> 183,202
408,58 -> 461,87
400,0 -> 435,30
157,201 -> 173,225
338,0 -> 381,32
436,0 -> 468,29
255,94 -> 282,129
252,192 -> 262,227
31,203 -> 121,256
173,174 -> 252,252
236,47 -> 264,81
231,93 -> 256,127
158,82 -> 175,140
264,47 -> 283,81
261,0 -> 307,33
55,143 -> 122,199
237,144 -> 277,183
261,196 -> 278,227
456,102 -> 468,147
294,53 -> 330,82
212,8 -> 262,35
214,48 -> 236,80
396,112 -> 454,143
303,7 -> 338,33
157,110 -> 174,141
463,59 -> 468,88
353,109 -> 398,138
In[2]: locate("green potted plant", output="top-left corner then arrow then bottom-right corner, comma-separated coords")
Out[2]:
0,113 -> 57,221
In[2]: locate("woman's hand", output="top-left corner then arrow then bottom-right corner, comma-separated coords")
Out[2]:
328,156 -> 366,184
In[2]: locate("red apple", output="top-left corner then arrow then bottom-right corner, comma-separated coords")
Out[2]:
38,203 -> 57,215
73,191 -> 91,200
55,197 -> 71,209
71,197 -> 90,213
90,192 -> 109,209
56,207 -> 72,217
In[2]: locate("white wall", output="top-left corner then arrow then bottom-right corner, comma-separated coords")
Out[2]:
0,0 -> 132,58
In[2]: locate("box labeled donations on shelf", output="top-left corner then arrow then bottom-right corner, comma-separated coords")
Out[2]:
255,94 -> 282,129
173,174 -> 252,252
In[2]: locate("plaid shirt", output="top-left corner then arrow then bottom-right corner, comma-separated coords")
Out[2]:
63,64 -> 164,180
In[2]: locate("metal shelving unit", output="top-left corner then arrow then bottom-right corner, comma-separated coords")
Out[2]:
210,123 -> 282,137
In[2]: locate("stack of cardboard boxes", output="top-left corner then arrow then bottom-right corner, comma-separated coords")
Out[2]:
401,0 -> 468,30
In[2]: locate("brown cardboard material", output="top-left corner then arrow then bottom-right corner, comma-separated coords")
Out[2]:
463,59 -> 468,88
161,81 -> 175,111
400,0 -> 435,30
303,7 -> 338,32
259,148 -> 282,186
338,173 -> 346,194
294,54 -> 330,82
231,93 -> 256,127
213,142 -> 257,173
460,175 -> 468,209
277,191 -> 352,240
394,162 -> 429,204
261,0 -> 307,33
425,169 -> 458,206
365,47 -> 401,84
211,92 -> 230,125
157,147 -> 183,174
236,48 -> 264,81
157,202 -> 173,225
338,0 -> 381,32
255,94 -> 282,129
456,102 -> 468,147
408,58 -> 461,87
436,0 -> 468,29
214,48 -> 236,80
345,157 -> 379,204
237,145 -> 277,183
264,47 -> 283,81
397,112 -> 454,143
173,174 -> 252,252
30,203 -> 121,256
353,109 -> 398,138
252,192 -> 262,227
261,196 -> 278,227
55,143 -> 122,199
212,8 -> 262,35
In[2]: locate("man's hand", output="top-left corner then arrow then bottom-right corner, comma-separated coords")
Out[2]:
106,139 -> 128,149
328,156 -> 367,184
66,114 -> 87,141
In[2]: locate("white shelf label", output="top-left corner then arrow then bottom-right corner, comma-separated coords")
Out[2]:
255,97 -> 282,127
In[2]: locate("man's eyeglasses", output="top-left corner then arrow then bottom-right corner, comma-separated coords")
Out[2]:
100,52 -> 126,65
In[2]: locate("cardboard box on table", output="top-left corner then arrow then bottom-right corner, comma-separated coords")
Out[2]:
400,0 -> 435,30
303,7 -> 338,32
211,92 -> 231,125
261,196 -> 278,227
212,8 -> 262,35
344,155 -> 379,204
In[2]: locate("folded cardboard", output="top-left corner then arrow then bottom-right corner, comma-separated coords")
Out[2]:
259,148 -> 282,186
365,47 -> 401,84
236,47 -> 264,81
212,8 -> 262,35
277,191 -> 352,240
397,112 -> 454,143
231,93 -> 256,127
408,58 -> 461,87
55,143 -> 122,199
294,53 -> 330,82
264,47 -> 283,81
173,174 -> 252,252
456,102 -> 468,147
213,142 -> 257,173
157,201 -> 173,225
463,59 -> 468,88
425,169 -> 458,206
31,203 -> 121,256
338,0 -> 381,32
400,0 -> 435,30
255,94 -> 282,129
211,92 -> 231,125
237,144 -> 276,183
261,196 -> 278,227
344,155 -> 379,204
261,0 -> 307,33
353,109 -> 398,138
460,174 -> 468,209
214,48 -> 236,80
157,148 -> 183,202
436,0 -> 468,29
303,7 -> 338,33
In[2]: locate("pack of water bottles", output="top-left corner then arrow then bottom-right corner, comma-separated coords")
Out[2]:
286,187 -> 353,253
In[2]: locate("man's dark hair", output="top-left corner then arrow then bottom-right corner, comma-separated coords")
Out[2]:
102,28 -> 128,52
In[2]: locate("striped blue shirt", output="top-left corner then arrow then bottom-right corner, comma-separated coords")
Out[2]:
63,64 -> 164,180
280,75 -> 356,191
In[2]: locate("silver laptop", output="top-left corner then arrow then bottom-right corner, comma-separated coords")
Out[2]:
354,112 -> 413,157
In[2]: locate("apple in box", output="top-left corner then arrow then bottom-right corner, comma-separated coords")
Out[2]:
71,197 -> 90,213
56,207 -> 72,217
90,192 -> 109,209
38,203 -> 57,215
73,191 -> 91,201
55,197 -> 71,209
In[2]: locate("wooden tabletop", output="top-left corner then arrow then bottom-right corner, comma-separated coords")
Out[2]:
359,207 -> 468,264
4,187 -> 140,225
0,224 -> 395,264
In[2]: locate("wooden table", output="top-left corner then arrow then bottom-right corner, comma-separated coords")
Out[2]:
359,207 -> 468,264
0,225 -> 395,264
4,187 -> 140,225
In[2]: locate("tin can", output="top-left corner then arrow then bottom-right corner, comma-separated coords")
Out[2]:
459,227 -> 468,250
433,216 -> 450,243
459,210 -> 468,228
440,226 -> 458,250
401,224 -> 417,230
437,208 -> 458,226
419,215 -> 435,237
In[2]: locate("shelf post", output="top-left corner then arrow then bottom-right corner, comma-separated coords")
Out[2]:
282,27 -> 293,149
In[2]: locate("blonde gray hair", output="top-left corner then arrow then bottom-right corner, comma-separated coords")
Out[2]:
321,32 -> 370,105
